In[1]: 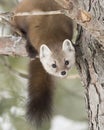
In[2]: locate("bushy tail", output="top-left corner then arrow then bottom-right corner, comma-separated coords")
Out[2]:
26,58 -> 54,127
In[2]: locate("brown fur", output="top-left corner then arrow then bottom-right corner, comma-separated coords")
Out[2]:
12,0 -> 73,52
12,0 -> 73,126
27,59 -> 54,126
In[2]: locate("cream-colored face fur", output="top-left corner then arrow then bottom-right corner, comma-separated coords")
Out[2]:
40,39 -> 75,78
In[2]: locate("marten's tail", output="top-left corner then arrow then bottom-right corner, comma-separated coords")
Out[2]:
26,58 -> 54,127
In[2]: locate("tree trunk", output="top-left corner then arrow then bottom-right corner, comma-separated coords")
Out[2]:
75,1 -> 104,130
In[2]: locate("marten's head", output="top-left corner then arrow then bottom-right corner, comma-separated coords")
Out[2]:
40,39 -> 75,78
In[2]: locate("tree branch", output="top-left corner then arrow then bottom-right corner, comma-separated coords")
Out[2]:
55,0 -> 104,44
0,36 -> 27,56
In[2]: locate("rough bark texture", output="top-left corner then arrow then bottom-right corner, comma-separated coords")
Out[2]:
55,0 -> 104,44
0,37 -> 27,56
75,1 -> 104,130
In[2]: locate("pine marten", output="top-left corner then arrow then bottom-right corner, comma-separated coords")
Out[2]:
12,0 -> 75,126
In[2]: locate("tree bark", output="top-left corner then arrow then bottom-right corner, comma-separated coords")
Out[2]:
55,0 -> 104,44
75,1 -> 104,130
55,1 -> 104,129
0,36 -> 27,56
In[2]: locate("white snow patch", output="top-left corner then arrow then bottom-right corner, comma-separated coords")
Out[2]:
10,106 -> 25,116
50,115 -> 88,130
0,91 -> 12,100
0,114 -> 16,130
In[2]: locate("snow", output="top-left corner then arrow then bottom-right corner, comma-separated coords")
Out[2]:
10,106 -> 25,116
50,115 -> 88,130
0,114 -> 16,130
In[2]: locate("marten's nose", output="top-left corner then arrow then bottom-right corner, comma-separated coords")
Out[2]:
61,71 -> 66,76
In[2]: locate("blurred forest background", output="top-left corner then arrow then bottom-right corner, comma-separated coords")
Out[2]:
0,0 -> 88,130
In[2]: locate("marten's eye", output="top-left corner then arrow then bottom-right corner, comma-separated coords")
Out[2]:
65,60 -> 69,65
52,64 -> 57,68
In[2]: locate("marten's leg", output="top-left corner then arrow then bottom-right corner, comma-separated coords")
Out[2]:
26,39 -> 38,58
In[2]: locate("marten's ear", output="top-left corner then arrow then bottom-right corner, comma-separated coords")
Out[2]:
62,39 -> 74,52
40,44 -> 52,58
